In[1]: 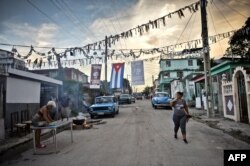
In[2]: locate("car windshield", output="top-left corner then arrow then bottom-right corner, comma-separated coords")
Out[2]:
95,97 -> 113,104
155,93 -> 169,97
121,94 -> 129,97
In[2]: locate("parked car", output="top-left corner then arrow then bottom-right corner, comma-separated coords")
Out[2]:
131,95 -> 136,103
119,94 -> 132,104
151,92 -> 171,109
89,96 -> 119,118
135,93 -> 143,100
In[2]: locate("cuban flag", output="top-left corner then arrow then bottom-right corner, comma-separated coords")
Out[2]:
110,63 -> 125,89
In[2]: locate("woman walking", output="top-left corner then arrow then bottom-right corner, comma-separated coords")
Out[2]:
170,91 -> 190,144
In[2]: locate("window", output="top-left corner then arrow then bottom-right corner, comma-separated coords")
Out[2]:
188,60 -> 193,66
163,72 -> 170,78
155,93 -> 169,97
166,60 -> 171,67
177,71 -> 183,78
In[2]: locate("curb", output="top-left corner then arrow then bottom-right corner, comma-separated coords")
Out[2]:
192,115 -> 250,144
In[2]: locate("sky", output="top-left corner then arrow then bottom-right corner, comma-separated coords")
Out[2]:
0,0 -> 249,91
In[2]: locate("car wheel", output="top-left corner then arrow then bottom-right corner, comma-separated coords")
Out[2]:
116,108 -> 119,114
154,105 -> 157,109
111,113 -> 115,118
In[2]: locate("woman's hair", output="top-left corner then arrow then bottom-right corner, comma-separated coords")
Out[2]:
47,101 -> 56,108
176,91 -> 184,96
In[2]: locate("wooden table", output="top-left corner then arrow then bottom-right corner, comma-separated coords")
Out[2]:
31,120 -> 73,154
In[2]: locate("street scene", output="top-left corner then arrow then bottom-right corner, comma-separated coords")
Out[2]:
0,0 -> 250,166
1,100 -> 250,166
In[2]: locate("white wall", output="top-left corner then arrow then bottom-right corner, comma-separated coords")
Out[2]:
6,77 -> 41,103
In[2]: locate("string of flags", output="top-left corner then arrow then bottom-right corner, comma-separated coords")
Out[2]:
22,29 -> 239,69
10,1 -> 201,58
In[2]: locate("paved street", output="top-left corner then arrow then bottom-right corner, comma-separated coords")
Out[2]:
2,100 -> 250,166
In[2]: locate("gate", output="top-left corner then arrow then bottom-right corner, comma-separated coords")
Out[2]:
222,66 -> 250,123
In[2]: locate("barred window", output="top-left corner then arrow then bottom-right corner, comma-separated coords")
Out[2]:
177,71 -> 183,78
188,60 -> 193,66
166,60 -> 171,67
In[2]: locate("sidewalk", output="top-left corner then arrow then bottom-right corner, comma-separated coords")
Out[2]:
189,108 -> 250,144
0,119 -> 72,163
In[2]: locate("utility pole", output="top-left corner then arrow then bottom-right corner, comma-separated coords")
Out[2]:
104,36 -> 108,95
200,0 -> 214,117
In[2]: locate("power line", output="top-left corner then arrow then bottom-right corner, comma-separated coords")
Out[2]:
92,0 -> 124,49
175,12 -> 195,45
26,0 -> 82,44
210,0 -> 235,30
187,12 -> 198,42
112,0 -> 128,49
232,0 -> 250,6
50,0 -> 93,44
216,0 -> 248,19
60,0 -> 100,41
208,5 -> 224,55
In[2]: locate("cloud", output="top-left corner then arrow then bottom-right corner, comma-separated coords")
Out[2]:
36,23 -> 58,47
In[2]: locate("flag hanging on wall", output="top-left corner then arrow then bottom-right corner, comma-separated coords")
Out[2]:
131,60 -> 145,85
110,63 -> 125,89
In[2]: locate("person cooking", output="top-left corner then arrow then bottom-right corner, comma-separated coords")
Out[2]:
32,101 -> 56,148
170,91 -> 190,144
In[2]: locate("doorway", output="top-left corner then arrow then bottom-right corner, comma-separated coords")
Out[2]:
236,71 -> 248,123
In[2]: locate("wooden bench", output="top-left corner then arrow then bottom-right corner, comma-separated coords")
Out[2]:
21,110 -> 32,133
11,112 -> 27,137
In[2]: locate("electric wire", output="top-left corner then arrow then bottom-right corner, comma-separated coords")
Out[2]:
60,0 -> 100,41
210,0 -> 235,30
26,0 -> 82,45
217,0 -> 248,19
208,5 -> 224,55
175,12 -> 195,45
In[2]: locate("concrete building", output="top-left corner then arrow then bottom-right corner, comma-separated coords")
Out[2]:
0,49 -> 62,139
31,68 -> 88,83
158,58 -> 201,97
193,59 -> 250,117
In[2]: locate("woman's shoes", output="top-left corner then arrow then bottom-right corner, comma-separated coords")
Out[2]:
174,134 -> 177,139
183,139 -> 188,144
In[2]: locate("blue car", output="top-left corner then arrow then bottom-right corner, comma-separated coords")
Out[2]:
89,96 -> 119,118
151,92 -> 171,109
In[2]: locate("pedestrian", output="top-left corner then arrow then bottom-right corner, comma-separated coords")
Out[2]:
31,101 -> 56,148
170,91 -> 190,144
82,97 -> 90,113
59,93 -> 71,120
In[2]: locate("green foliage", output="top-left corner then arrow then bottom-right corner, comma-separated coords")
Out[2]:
225,17 -> 250,60
123,79 -> 132,94
143,86 -> 151,96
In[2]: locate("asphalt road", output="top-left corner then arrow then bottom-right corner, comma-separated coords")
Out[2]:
3,100 -> 250,166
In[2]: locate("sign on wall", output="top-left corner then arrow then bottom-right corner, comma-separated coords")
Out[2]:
90,64 -> 102,89
6,77 -> 41,103
131,60 -> 145,85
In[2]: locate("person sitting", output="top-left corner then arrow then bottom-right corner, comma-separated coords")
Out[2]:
32,101 -> 56,148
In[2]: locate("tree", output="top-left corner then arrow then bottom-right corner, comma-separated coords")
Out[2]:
123,79 -> 132,94
143,86 -> 151,97
225,17 -> 250,60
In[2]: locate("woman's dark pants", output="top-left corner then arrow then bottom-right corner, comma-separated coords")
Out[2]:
173,114 -> 187,135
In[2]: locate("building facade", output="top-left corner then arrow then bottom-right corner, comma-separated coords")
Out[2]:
158,58 -> 201,97
193,59 -> 250,116
31,68 -> 88,83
